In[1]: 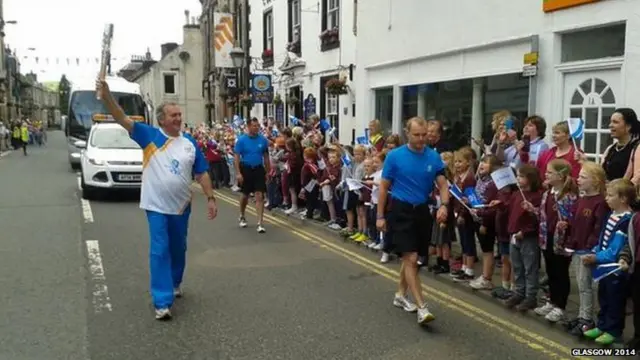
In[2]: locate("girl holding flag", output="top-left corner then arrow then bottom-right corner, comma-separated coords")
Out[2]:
468,155 -> 502,290
563,162 -> 609,336
533,159 -> 578,323
504,164 -> 543,311
451,147 -> 477,281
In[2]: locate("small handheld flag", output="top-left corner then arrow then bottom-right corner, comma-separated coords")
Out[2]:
567,118 -> 584,142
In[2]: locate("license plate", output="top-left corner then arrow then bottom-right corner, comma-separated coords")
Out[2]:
118,174 -> 141,181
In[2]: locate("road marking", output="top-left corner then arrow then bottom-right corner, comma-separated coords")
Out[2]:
212,190 -> 589,360
0,151 -> 10,158
85,240 -> 113,313
81,198 -> 94,223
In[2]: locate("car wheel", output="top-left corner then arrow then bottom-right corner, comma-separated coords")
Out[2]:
81,175 -> 97,200
70,162 -> 80,171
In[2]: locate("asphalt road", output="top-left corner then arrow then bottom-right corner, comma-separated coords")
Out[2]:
0,132 -> 592,360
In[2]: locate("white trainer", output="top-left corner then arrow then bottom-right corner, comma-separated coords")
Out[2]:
155,308 -> 172,320
393,293 -> 418,313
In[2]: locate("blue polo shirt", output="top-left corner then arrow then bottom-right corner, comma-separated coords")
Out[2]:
381,145 -> 445,205
234,133 -> 269,167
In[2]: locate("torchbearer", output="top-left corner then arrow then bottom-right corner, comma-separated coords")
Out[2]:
95,75 -> 218,320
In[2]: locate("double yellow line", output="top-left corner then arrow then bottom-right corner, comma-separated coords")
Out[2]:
212,190 -> 589,360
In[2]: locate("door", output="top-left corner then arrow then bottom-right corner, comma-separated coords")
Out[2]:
562,69 -> 621,162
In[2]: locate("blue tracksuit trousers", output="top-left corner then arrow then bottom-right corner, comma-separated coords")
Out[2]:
146,207 -> 191,309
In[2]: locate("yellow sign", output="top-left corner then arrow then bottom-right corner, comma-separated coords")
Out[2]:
543,0 -> 600,12
213,13 -> 235,68
523,52 -> 539,65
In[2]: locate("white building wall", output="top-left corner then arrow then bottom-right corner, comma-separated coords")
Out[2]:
137,26 -> 205,127
249,0 -> 357,143
356,0 -> 640,140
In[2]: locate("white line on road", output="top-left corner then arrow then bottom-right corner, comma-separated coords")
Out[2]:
81,199 -> 94,223
0,151 -> 10,158
85,240 -> 113,313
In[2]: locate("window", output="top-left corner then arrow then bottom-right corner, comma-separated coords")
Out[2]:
327,0 -> 339,29
263,10 -> 274,50
267,103 -> 275,118
163,73 -> 177,95
569,77 -> 616,162
326,93 -> 338,126
291,0 -> 301,41
561,23 -> 626,63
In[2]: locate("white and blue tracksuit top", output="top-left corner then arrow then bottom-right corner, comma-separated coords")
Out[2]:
591,211 -> 632,277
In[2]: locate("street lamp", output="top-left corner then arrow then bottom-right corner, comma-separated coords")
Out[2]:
229,46 -> 246,68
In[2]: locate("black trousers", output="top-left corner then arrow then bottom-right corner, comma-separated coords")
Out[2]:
543,244 -> 572,309
632,268 -> 640,339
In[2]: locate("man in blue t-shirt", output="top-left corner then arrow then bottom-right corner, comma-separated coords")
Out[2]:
377,117 -> 450,326
234,117 -> 270,233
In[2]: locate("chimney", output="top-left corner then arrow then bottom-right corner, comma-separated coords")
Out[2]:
160,42 -> 179,58
191,16 -> 196,25
184,10 -> 190,26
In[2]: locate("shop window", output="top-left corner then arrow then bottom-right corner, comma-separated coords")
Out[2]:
569,77 -> 616,162
561,23 -> 625,63
374,88 -> 393,132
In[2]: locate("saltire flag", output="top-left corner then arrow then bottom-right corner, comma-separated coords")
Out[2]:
567,118 -> 585,142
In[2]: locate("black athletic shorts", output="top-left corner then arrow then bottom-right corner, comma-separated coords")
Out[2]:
387,199 -> 433,257
240,164 -> 267,195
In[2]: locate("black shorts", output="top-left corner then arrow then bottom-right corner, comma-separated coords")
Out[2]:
346,191 -> 359,211
387,199 -> 433,257
476,224 -> 496,253
240,164 -> 266,195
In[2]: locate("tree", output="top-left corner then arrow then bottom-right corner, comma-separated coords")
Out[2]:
58,75 -> 71,116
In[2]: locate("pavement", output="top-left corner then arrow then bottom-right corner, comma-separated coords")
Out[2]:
0,131 -> 616,360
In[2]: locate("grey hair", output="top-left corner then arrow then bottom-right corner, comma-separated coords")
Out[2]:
155,101 -> 179,123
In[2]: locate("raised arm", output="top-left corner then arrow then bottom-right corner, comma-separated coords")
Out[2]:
95,78 -> 134,133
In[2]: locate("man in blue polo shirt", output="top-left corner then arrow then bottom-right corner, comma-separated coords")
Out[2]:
234,117 -> 270,233
377,117 -> 450,326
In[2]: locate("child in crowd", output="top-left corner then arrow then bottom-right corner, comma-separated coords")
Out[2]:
534,159 -> 578,323
359,158 -> 374,245
469,155 -> 501,290
619,184 -> 640,350
385,134 -> 402,151
451,147 -> 477,281
490,179 -> 516,300
583,179 -> 635,345
366,151 -> 386,252
505,164 -> 543,312
564,161 -> 609,336
346,145 -> 367,240
284,139 -> 303,215
428,151 -> 456,274
320,148 -> 343,230
299,147 -> 320,220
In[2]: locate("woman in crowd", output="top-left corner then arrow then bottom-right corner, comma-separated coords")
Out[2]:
602,108 -> 640,181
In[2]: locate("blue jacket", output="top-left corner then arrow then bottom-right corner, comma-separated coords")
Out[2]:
591,212 -> 631,277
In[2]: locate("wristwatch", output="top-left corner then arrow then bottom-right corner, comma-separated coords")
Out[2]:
207,195 -> 216,203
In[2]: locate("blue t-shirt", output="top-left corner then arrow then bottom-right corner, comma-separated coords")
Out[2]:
381,145 -> 445,205
234,134 -> 269,167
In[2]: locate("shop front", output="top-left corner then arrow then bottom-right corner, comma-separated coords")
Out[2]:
356,0 -> 640,160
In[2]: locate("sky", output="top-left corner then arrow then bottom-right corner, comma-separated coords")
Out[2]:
4,0 -> 201,84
